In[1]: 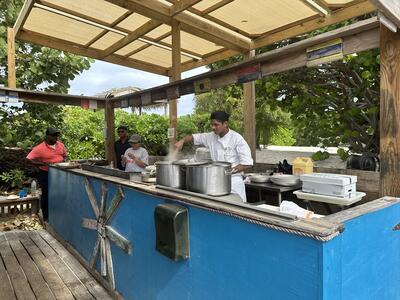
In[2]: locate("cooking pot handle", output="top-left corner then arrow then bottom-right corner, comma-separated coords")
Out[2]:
224,168 -> 232,175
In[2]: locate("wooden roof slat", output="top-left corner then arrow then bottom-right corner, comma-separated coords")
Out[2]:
172,0 -> 375,73
37,0 -> 126,28
201,0 -> 234,15
85,10 -> 133,47
300,0 -> 330,16
105,0 -> 252,51
117,17 -> 380,107
169,0 -> 203,16
18,29 -> 169,75
100,19 -> 163,59
13,0 -> 35,35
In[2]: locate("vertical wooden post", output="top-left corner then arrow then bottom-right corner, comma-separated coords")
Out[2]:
169,19 -> 181,146
105,100 -> 116,164
379,24 -> 400,197
7,27 -> 16,88
243,50 -> 256,161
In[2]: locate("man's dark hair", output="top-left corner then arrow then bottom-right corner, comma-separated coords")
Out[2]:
210,111 -> 230,122
117,125 -> 128,131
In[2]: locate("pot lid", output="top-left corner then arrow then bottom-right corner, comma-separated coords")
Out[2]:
186,161 -> 209,166
155,161 -> 173,165
212,161 -> 232,167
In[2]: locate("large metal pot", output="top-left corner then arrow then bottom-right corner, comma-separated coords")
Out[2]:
155,160 -> 187,188
186,161 -> 231,196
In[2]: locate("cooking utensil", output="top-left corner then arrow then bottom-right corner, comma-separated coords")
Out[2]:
270,174 -> 300,186
249,174 -> 270,183
185,161 -> 231,196
155,161 -> 187,189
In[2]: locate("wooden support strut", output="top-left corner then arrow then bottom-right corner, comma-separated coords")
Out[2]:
105,100 -> 116,165
7,28 -> 16,88
379,24 -> 400,197
243,50 -> 256,162
169,19 -> 181,146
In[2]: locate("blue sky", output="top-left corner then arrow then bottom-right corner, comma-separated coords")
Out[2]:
68,60 -> 207,116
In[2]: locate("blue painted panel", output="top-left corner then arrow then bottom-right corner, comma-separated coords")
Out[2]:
335,205 -> 400,300
48,168 -> 325,300
49,169 -> 400,300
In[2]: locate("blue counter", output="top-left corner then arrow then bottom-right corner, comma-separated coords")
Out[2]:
48,167 -> 400,300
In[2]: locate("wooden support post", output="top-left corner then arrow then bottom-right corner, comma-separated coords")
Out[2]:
7,27 -> 16,88
243,50 -> 256,162
379,24 -> 400,197
169,19 -> 181,146
105,100 -> 116,164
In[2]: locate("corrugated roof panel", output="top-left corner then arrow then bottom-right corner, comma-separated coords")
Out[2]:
115,40 -> 147,56
131,46 -> 192,68
90,32 -> 125,50
23,7 -> 103,45
162,31 -> 222,55
145,24 -> 171,39
40,0 -> 128,24
209,0 -> 318,35
193,0 -> 222,11
116,13 -> 151,32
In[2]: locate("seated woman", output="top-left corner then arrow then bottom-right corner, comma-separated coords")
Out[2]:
121,134 -> 149,172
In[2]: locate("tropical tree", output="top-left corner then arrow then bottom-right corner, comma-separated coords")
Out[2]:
0,0 -> 93,148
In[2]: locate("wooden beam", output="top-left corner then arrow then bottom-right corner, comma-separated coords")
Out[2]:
243,50 -> 256,162
100,19 -> 163,59
299,0 -> 330,16
202,0 -> 234,15
253,0 -> 376,48
104,0 -> 251,51
379,24 -> 400,197
0,87 -> 105,107
112,18 -> 380,108
17,30 -> 168,76
169,20 -> 181,145
177,1 -> 376,73
170,0 -> 202,16
85,10 -> 133,47
105,100 -> 116,164
7,28 -> 16,88
13,0 -> 35,35
369,0 -> 400,29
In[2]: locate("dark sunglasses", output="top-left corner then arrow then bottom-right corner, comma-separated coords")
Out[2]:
49,134 -> 60,137
130,142 -> 139,144
117,130 -> 126,133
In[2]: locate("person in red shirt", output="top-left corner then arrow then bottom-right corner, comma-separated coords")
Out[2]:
27,127 -> 68,220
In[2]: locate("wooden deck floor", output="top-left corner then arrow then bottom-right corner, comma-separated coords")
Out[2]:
0,230 -> 113,300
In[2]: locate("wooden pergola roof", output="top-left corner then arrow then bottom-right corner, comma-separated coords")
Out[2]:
14,0 -> 378,76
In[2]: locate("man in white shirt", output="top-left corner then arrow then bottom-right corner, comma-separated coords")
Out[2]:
122,134 -> 149,172
175,111 -> 253,202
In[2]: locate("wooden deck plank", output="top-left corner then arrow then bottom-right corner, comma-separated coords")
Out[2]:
5,232 -> 55,300
0,237 -> 36,300
28,231 -> 95,300
15,231 -> 74,300
0,236 -> 17,300
39,231 -> 112,300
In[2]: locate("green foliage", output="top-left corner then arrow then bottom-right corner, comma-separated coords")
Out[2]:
62,107 -> 105,159
270,126 -> 296,146
0,0 -> 93,150
0,168 -> 26,190
337,148 -> 350,161
311,151 -> 330,161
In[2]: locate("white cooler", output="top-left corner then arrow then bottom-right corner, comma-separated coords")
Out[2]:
300,173 -> 357,199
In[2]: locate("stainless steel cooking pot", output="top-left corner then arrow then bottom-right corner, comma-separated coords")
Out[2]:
186,161 -> 231,196
155,160 -> 187,189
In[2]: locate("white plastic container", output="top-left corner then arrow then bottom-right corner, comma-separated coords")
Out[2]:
300,173 -> 357,198
31,180 -> 37,196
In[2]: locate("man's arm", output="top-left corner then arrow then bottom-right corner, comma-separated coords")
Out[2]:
174,135 -> 194,151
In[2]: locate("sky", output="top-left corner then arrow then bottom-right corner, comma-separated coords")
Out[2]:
68,60 -> 207,116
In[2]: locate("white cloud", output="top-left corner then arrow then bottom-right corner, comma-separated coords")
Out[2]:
68,60 -> 207,116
